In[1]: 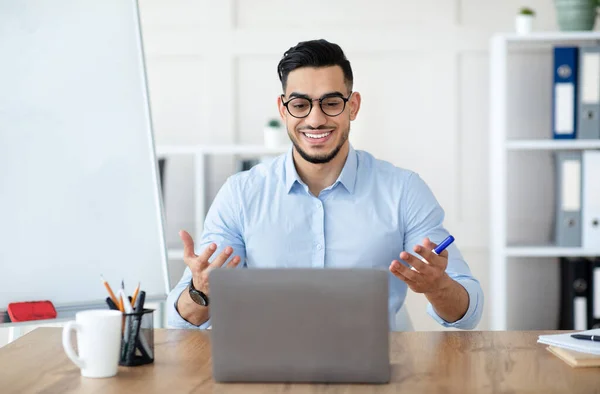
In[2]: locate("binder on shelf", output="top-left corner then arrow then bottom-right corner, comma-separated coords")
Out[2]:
582,150 -> 600,249
592,258 -> 600,329
553,46 -> 579,139
559,257 -> 592,330
554,151 -> 582,247
577,46 -> 600,139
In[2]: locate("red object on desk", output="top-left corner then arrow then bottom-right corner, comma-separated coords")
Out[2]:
7,301 -> 57,322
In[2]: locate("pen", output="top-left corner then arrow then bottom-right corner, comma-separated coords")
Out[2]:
571,334 -> 600,342
132,290 -> 153,361
433,235 -> 455,255
120,288 -> 134,361
121,289 -> 134,313
134,290 -> 146,313
126,290 -> 147,364
411,235 -> 456,271
106,296 -> 119,310
119,280 -> 125,312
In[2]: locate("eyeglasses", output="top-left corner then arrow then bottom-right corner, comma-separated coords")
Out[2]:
281,93 -> 352,118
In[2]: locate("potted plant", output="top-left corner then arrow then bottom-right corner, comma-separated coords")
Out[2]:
515,7 -> 535,35
263,118 -> 288,148
555,0 -> 599,31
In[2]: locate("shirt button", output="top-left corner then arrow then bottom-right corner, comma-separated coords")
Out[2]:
316,244 -> 323,250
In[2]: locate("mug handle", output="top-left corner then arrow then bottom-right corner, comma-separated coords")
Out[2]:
62,321 -> 85,369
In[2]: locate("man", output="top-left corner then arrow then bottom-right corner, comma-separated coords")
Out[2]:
166,39 -> 483,331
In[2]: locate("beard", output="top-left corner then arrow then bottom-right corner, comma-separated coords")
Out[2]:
288,124 -> 350,164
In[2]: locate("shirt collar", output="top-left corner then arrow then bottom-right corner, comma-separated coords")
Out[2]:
284,144 -> 358,195
336,144 -> 357,194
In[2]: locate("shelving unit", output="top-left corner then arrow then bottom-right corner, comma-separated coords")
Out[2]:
155,144 -> 290,260
506,139 -> 600,150
505,246 -> 600,257
489,32 -> 600,331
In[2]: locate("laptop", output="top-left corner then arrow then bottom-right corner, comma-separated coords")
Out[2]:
209,268 -> 390,383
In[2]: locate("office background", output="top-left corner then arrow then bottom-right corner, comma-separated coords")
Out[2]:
2,0 -> 598,345
149,0 -> 568,333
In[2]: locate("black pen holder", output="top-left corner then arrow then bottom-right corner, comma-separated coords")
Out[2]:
119,308 -> 154,366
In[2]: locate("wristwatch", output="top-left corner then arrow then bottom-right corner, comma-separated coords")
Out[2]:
188,278 -> 209,307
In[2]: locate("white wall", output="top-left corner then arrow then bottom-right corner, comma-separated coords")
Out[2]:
0,1 -> 589,347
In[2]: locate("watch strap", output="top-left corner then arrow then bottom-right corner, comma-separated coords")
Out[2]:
189,278 -> 209,306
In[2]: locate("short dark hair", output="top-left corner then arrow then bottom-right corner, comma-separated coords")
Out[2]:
277,39 -> 353,93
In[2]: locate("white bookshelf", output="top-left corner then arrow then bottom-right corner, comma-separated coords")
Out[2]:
506,139 -> 600,150
499,31 -> 600,43
155,144 -> 290,261
489,32 -> 600,331
506,246 -> 600,257
157,144 -> 290,156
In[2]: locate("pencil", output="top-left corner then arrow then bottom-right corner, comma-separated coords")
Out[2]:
119,280 -> 125,312
100,275 -> 119,307
131,282 -> 141,307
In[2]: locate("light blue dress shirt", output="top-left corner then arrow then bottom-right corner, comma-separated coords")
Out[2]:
166,145 -> 484,331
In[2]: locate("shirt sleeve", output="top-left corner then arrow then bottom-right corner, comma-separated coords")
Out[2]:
166,176 -> 247,329
401,172 -> 484,330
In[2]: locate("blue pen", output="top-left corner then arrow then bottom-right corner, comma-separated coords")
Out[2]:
433,235 -> 455,255
412,235 -> 455,270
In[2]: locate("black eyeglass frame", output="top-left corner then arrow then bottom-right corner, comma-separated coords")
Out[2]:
281,92 -> 353,119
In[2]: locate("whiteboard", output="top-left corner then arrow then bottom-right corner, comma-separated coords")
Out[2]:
0,0 -> 170,319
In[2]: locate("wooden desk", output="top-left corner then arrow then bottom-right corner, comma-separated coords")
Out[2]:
1,328 -> 599,393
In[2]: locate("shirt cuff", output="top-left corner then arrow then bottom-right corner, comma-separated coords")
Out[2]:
427,276 -> 483,330
166,286 -> 212,330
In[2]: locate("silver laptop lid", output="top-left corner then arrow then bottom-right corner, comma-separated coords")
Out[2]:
209,268 -> 390,383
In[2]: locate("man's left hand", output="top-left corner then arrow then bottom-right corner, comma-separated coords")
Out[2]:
389,237 -> 452,295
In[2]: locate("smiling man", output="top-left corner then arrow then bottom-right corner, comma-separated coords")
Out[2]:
166,39 -> 484,331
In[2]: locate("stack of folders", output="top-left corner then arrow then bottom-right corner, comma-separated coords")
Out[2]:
552,45 -> 600,332
552,44 -> 600,248
559,257 -> 600,331
553,149 -> 600,249
538,329 -> 600,367
552,45 -> 600,247
552,45 -> 600,140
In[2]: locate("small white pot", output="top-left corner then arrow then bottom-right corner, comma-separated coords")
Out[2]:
263,126 -> 288,148
515,14 -> 533,35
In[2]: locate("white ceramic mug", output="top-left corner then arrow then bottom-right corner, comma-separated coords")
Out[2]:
62,309 -> 123,378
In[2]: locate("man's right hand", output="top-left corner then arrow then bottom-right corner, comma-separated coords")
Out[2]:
176,230 -> 242,326
180,229 -> 242,296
